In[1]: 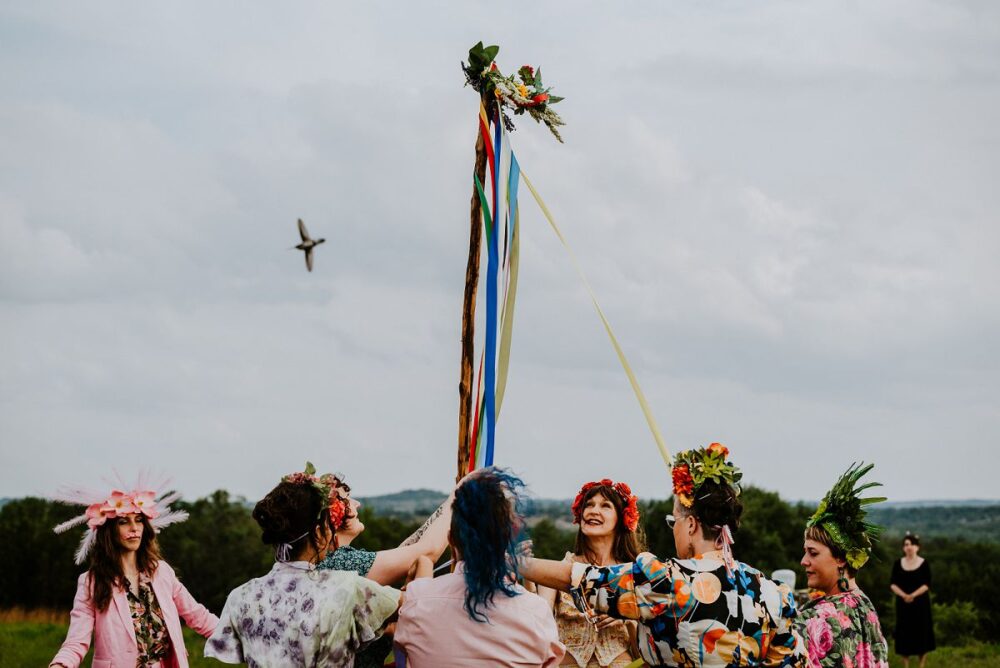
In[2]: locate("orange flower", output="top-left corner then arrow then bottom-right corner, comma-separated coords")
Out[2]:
707,442 -> 729,458
672,464 -> 694,497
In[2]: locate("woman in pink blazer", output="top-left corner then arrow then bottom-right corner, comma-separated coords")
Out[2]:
49,478 -> 218,668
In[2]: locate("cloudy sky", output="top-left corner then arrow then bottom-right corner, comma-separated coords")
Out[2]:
2,2 -> 998,506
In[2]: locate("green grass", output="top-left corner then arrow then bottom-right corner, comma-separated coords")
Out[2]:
4,620 -> 1000,667
888,644 -> 1000,667
0,622 -> 235,667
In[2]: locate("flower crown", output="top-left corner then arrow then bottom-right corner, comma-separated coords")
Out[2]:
671,443 -> 742,508
281,462 -> 351,532
571,479 -> 640,532
51,473 -> 189,565
807,462 -> 886,570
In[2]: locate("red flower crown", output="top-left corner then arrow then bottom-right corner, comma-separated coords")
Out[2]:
571,479 -> 640,532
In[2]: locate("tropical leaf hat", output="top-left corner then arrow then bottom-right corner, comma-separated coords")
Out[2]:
807,462 -> 887,570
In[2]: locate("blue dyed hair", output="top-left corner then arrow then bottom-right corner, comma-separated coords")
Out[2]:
450,467 -> 527,623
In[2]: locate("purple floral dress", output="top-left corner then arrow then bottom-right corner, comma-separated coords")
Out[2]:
205,561 -> 400,668
795,591 -> 889,668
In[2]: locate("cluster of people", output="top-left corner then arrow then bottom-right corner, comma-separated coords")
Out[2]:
47,445 -> 930,667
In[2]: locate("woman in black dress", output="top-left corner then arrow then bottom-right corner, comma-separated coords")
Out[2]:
890,532 -> 935,667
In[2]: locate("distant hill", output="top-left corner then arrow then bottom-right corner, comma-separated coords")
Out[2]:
361,490 -> 1000,543
869,504 -> 1000,543
358,489 -> 447,517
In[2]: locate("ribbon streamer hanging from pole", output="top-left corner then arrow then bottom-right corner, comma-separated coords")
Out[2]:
465,102 -> 669,473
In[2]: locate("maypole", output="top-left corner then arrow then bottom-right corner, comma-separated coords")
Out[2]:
456,114 -> 487,484
456,42 -> 565,481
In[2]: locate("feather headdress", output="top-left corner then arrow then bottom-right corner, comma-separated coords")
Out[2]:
51,471 -> 189,565
807,462 -> 887,570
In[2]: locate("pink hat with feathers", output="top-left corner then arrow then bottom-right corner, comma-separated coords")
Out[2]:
51,471 -> 189,565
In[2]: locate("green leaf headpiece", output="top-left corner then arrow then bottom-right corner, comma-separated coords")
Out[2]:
807,462 -> 887,570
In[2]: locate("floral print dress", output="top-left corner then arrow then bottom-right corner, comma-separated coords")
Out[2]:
571,552 -> 807,667
796,591 -> 889,668
206,561 -> 400,668
317,545 -> 392,668
127,574 -> 171,666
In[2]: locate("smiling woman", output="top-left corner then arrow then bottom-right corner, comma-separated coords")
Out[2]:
536,479 -> 645,667
796,463 -> 890,668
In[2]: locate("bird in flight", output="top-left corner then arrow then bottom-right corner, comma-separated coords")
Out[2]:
294,218 -> 325,272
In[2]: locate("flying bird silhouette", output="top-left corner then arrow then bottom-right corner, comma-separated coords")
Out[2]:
294,218 -> 325,272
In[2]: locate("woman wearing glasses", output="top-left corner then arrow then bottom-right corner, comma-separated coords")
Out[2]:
521,444 -> 807,667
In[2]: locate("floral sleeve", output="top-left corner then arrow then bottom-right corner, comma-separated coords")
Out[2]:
321,577 -> 401,654
759,578 -> 807,666
204,589 -> 245,664
572,552 -> 683,621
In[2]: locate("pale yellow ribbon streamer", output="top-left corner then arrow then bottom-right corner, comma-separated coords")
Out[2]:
494,204 -> 519,420
520,170 -> 672,470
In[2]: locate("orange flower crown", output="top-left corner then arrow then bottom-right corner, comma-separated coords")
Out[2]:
571,479 -> 640,532
671,443 -> 742,508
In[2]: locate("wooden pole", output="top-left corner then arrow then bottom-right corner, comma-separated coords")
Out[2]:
457,113 -> 489,483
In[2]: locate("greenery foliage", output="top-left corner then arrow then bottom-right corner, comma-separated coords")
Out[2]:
1,487 -> 997,646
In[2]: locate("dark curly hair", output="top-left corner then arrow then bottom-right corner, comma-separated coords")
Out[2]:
87,515 -> 161,612
676,479 -> 742,541
253,481 -> 332,561
449,467 -> 527,623
572,484 -> 645,564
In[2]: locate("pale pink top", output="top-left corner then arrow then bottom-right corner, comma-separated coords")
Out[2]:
50,561 -> 218,668
395,562 -> 566,668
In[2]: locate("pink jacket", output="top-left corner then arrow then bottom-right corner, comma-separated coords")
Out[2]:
50,560 -> 218,668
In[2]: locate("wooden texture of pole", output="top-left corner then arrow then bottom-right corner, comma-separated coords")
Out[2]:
457,120 -> 489,483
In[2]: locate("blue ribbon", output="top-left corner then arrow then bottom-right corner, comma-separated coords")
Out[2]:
483,110 -> 502,466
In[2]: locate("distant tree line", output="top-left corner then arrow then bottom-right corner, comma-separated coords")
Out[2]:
1,488 -> 996,644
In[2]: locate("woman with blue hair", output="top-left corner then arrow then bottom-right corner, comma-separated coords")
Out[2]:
394,467 -> 565,667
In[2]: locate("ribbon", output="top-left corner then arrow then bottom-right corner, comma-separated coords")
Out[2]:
275,530 -> 310,562
519,170 -> 672,470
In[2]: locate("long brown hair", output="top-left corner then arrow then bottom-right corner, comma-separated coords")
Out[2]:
87,515 -> 162,612
573,484 -> 645,564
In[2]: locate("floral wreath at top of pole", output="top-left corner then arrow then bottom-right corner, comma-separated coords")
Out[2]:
462,41 -> 566,142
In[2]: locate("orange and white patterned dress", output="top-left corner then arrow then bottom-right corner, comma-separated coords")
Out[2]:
554,553 -> 636,667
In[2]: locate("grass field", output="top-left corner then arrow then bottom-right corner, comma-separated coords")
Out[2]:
0,622 -> 229,667
3,619 -> 999,667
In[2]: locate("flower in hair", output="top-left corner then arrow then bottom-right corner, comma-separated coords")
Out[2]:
282,462 -> 351,532
672,465 -> 695,508
51,472 -> 189,565
571,479 -> 641,532
672,444 -> 741,507
106,490 -> 138,516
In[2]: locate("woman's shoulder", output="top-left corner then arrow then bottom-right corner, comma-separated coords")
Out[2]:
152,560 -> 175,576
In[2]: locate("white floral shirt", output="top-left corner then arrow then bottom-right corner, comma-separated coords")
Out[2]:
205,561 -> 400,668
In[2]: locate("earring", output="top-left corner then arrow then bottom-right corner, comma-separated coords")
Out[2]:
837,567 -> 850,593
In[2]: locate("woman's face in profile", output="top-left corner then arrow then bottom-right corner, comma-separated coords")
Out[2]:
801,538 -> 844,593
337,493 -> 365,539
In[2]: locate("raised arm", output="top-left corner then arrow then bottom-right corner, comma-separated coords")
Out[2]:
520,556 -> 575,591
366,495 -> 455,585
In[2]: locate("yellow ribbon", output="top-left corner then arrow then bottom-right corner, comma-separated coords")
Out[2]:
494,201 -> 519,420
520,170 -> 672,470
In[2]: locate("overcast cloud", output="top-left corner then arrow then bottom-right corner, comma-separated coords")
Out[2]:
1,1 -> 998,505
